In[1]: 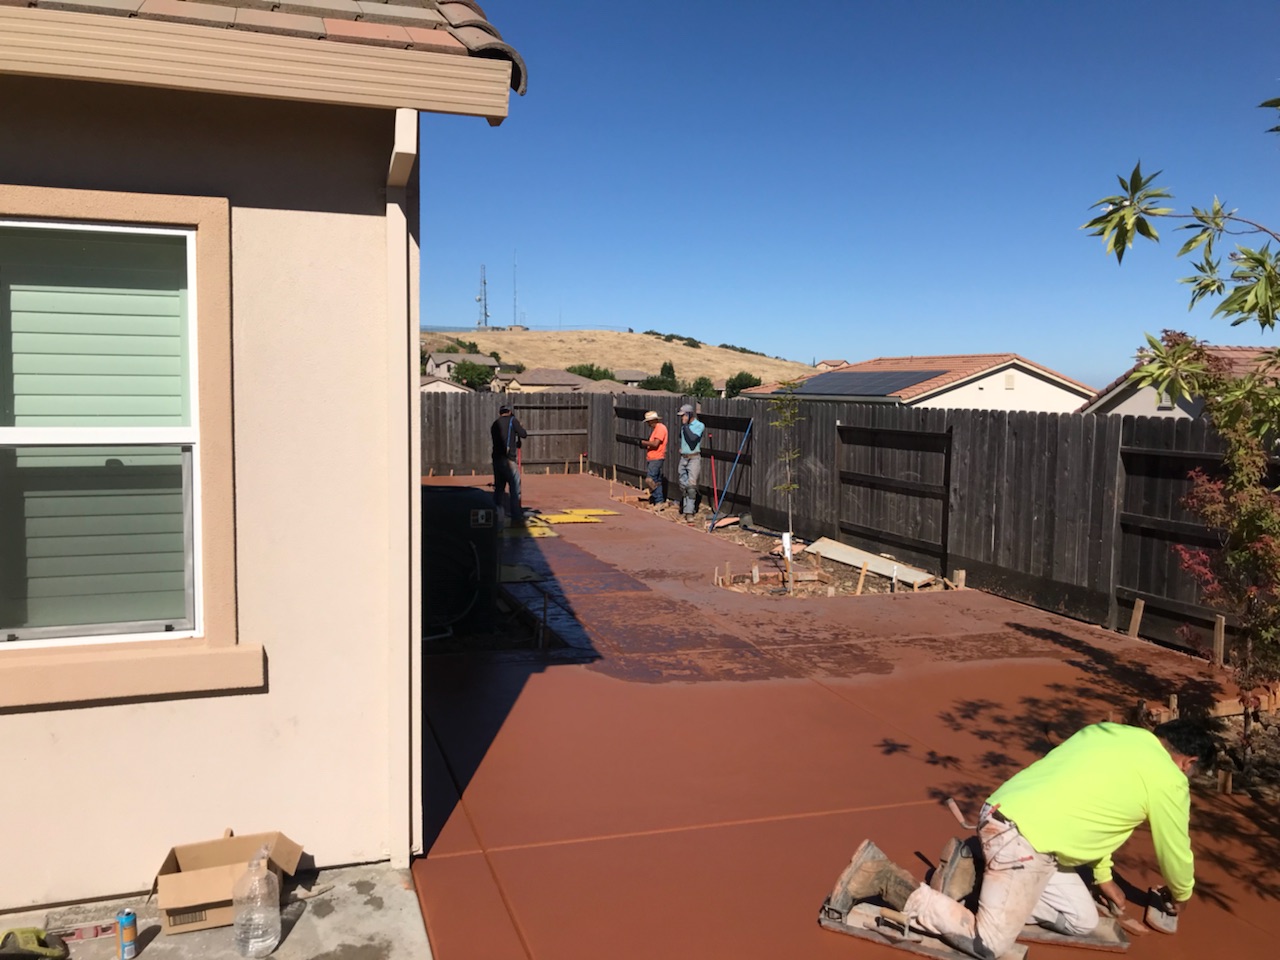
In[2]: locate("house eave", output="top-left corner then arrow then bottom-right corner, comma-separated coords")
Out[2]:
0,6 -> 513,119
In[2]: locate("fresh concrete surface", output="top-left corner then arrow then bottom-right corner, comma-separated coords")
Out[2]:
1,864 -> 430,960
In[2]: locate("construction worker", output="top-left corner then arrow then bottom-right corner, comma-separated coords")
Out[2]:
490,404 -> 527,525
830,719 -> 1216,959
640,410 -> 668,507
676,403 -> 705,521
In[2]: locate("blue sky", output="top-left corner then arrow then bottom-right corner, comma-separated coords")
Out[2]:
419,1 -> 1280,388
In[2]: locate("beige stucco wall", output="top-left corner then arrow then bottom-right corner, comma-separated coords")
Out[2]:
0,76 -> 408,906
913,366 -> 1093,413
1087,383 -> 1202,418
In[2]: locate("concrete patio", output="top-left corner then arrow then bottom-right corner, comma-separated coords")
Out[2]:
414,473 -> 1278,960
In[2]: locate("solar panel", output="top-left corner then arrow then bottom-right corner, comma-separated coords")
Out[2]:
794,370 -> 945,397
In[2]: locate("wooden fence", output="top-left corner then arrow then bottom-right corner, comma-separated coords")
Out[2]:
422,391 -> 1248,653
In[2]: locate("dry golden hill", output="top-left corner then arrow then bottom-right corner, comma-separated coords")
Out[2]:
419,329 -> 815,384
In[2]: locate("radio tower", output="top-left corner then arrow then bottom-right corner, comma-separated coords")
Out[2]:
475,265 -> 489,328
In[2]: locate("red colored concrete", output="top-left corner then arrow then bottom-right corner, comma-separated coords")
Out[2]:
413,474 -> 1276,960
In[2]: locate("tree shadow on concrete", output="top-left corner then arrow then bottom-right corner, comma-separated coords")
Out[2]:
875,622 -> 1280,914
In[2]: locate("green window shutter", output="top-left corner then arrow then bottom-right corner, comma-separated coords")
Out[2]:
0,227 -> 189,428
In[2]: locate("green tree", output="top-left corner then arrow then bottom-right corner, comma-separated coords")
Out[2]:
1083,96 -> 1280,776
689,376 -> 717,398
566,363 -> 615,381
450,359 -> 494,391
660,360 -> 676,380
769,380 -> 804,591
724,371 -> 762,398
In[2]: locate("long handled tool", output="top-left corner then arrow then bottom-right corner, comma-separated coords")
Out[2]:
708,432 -> 720,512
706,419 -> 752,532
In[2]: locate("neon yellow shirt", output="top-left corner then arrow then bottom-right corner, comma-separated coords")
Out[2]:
987,723 -> 1194,899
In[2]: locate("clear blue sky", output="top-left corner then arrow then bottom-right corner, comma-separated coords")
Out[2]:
419,1 -> 1280,389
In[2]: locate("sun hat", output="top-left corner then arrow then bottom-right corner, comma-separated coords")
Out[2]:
643,410 -> 661,422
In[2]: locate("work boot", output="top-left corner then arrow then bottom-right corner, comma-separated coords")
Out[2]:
827,840 -> 922,915
930,836 -> 978,902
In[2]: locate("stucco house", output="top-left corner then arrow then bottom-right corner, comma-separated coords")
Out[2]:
746,354 -> 1095,413
500,367 -> 593,393
1079,345 -> 1270,418
814,358 -> 847,372
420,375 -> 472,393
0,0 -> 524,911
423,351 -> 500,378
614,368 -> 649,387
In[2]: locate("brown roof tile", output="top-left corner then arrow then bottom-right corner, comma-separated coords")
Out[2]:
137,0 -> 233,25
1080,344 -> 1275,412
356,0 -> 442,25
16,0 -> 527,95
233,7 -> 324,36
31,0 -> 142,14
323,16 -> 411,46
405,23 -> 464,53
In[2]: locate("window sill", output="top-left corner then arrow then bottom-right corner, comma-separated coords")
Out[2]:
0,641 -> 265,710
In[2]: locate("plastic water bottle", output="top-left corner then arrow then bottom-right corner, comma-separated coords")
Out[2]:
232,845 -> 281,958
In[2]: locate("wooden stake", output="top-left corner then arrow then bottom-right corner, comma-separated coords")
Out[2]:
752,564 -> 759,585
1127,599 -> 1146,638
429,467 -> 434,477
450,469 -> 454,476
1218,768 -> 1233,795
579,454 -> 584,474
855,562 -> 868,596
612,465 -> 617,483
912,580 -> 918,592
826,586 -> 836,597
1213,615 -> 1226,667
1169,694 -> 1179,720
955,569 -> 966,590
714,565 -> 720,586
724,561 -> 732,586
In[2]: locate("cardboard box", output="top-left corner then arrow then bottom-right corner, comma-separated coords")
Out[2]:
155,829 -> 303,934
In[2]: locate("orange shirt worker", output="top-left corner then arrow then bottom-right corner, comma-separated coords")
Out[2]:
641,410 -> 668,506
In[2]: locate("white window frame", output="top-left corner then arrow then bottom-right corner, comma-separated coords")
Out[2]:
0,219 -> 203,650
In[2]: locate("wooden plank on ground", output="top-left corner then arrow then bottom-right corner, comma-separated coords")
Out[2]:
808,537 -> 934,587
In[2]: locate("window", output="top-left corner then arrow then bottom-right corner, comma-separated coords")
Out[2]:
1003,371 -> 1015,390
0,187 -> 253,709
0,223 -> 200,644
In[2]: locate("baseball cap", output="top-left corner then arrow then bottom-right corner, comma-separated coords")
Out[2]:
499,404 -> 511,414
643,410 -> 661,422
678,404 -> 696,416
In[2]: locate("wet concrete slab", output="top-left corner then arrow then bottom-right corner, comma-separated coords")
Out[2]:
416,474 -> 1275,960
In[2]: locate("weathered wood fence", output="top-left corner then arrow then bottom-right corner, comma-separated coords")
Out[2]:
422,391 -> 1248,653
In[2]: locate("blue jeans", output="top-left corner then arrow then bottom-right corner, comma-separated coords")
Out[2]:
493,457 -> 522,522
646,458 -> 665,504
678,455 -> 701,514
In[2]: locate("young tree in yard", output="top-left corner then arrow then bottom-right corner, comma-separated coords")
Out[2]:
689,376 -> 717,398
1083,95 -> 1280,776
450,359 -> 494,391
769,380 -> 804,591
724,371 -> 762,398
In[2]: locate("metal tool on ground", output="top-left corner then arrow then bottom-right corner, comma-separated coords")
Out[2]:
1144,886 -> 1178,934
705,418 -> 753,532
45,920 -> 118,944
0,930 -> 69,960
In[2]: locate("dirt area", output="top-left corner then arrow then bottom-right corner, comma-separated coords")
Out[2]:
420,328 -> 813,383
634,499 -> 944,598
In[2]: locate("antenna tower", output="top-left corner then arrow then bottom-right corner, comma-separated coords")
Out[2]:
476,265 -> 489,328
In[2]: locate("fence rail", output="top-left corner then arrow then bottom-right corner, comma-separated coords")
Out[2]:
421,390 -> 1246,654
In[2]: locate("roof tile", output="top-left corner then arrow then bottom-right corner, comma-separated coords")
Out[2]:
233,7 -> 324,36
323,16 -> 411,46
405,24 -> 465,52
449,24 -> 524,93
356,0 -> 442,25
277,0 -> 360,19
437,0 -> 489,31
32,0 -> 142,13
137,0 -> 235,25
0,0 -> 33,7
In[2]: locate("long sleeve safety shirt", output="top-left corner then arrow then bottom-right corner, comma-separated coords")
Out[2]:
986,722 -> 1195,899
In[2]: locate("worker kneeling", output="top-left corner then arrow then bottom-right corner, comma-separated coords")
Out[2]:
830,719 -> 1215,959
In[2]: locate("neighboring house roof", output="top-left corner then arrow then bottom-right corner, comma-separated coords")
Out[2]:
1,0 -> 527,96
1079,345 -> 1274,414
575,379 -> 675,396
614,369 -> 650,382
746,354 -> 1095,402
509,368 -> 593,387
427,352 -> 499,367
419,375 -> 470,391
816,359 -> 847,366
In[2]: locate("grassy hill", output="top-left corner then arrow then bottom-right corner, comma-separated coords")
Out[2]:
419,329 -> 814,384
